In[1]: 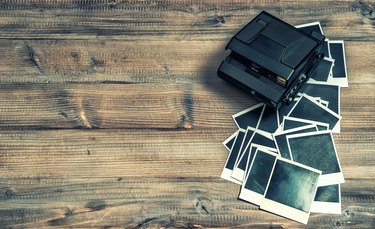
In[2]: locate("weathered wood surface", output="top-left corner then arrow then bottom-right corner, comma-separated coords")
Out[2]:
0,0 -> 374,228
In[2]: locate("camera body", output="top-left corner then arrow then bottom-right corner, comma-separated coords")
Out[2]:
217,11 -> 325,109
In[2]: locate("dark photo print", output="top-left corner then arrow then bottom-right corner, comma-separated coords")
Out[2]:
277,100 -> 298,125
223,131 -> 238,151
295,22 -> 323,35
273,125 -> 317,159
314,184 -> 340,203
300,82 -> 340,115
310,58 -> 334,82
232,129 -> 276,182
239,148 -> 278,205
221,130 -> 246,184
257,106 -> 279,133
328,40 -> 348,87
288,131 -> 340,174
330,41 -> 347,78
287,131 -> 344,186
235,128 -> 255,166
264,159 -> 320,212
311,184 -> 341,214
288,95 -> 340,131
225,130 -> 245,170
243,132 -> 277,169
244,149 -> 277,195
233,103 -> 264,130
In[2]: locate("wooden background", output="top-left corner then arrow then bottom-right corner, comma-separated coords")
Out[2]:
0,0 -> 374,228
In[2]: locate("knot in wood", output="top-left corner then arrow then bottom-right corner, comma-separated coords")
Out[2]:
216,15 -> 226,24
356,1 -> 375,20
333,219 -> 343,227
2,188 -> 15,199
109,0 -> 117,8
195,196 -> 213,215
344,209 -> 354,218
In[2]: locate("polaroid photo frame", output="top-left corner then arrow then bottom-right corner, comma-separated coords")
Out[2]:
287,94 -> 341,133
300,81 -> 341,132
232,142 -> 277,182
221,129 -> 246,185
327,40 -> 348,88
257,105 -> 279,136
309,57 -> 335,82
232,103 -> 265,130
273,124 -> 318,160
233,127 -> 256,169
282,116 -> 329,131
295,21 -> 324,35
311,184 -> 341,214
239,148 -> 278,205
232,142 -> 252,182
295,22 -> 330,60
231,127 -> 276,182
279,94 -> 320,126
323,38 -> 331,59
261,157 -> 321,224
287,130 -> 345,186
302,81 -> 340,114
222,131 -> 238,152
277,100 -> 298,125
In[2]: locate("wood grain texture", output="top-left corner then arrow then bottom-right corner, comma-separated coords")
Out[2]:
0,40 -> 374,84
0,83 -> 374,131
0,0 -> 374,228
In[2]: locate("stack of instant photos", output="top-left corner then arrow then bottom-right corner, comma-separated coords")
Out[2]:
221,22 -> 348,224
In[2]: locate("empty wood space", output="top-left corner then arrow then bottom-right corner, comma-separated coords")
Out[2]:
0,0 -> 374,228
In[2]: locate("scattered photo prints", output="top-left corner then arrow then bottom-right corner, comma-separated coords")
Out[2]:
231,142 -> 252,182
309,57 -> 334,82
273,125 -> 318,160
300,81 -> 341,132
296,24 -> 348,88
239,148 -> 278,205
233,103 -> 264,130
295,21 -> 324,35
222,131 -> 238,152
277,99 -> 298,125
287,94 -> 341,132
232,127 -> 257,174
261,157 -> 321,224
327,40 -> 349,87
232,128 -> 277,182
322,38 -> 332,59
301,81 -> 340,115
311,184 -> 341,214
287,130 -> 345,186
221,130 -> 246,185
257,105 -> 279,135
282,116 -> 329,131
221,20 -> 347,224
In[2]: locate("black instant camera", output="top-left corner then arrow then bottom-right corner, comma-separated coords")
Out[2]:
217,11 -> 325,109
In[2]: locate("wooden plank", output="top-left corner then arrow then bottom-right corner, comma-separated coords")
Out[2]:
0,83 -> 373,130
0,40 -> 373,84
0,82 -> 251,130
0,0 -> 374,40
0,129 -> 374,227
0,129 -> 373,179
0,177 -> 374,228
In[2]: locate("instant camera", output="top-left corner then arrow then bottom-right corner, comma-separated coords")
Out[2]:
217,11 -> 325,109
